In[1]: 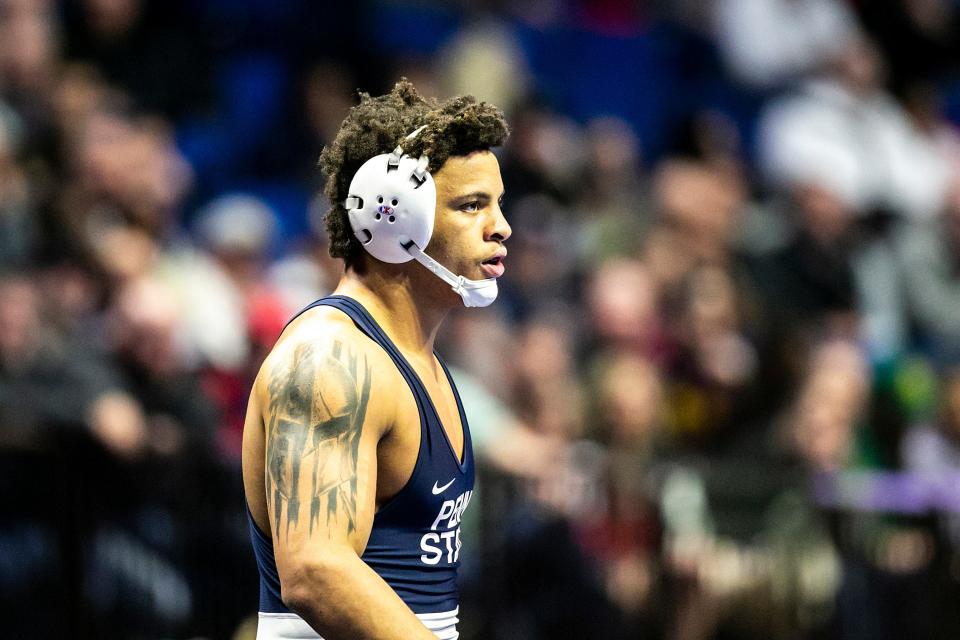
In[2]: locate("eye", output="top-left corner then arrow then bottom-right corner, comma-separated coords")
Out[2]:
461,201 -> 480,213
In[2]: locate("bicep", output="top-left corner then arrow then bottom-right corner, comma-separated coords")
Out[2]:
261,338 -> 380,559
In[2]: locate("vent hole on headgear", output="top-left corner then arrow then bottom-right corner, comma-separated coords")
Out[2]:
374,212 -> 381,220
388,215 -> 396,223
359,229 -> 372,244
391,198 -> 398,206
377,196 -> 383,203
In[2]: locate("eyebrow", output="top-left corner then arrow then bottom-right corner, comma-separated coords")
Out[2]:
448,191 -> 506,204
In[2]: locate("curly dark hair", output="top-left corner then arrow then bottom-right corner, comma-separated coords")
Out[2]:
318,79 -> 509,268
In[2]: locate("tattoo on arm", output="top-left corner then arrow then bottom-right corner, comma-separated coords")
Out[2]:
265,340 -> 372,539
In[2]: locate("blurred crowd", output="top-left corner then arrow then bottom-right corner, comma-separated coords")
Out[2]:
4,0 -> 960,638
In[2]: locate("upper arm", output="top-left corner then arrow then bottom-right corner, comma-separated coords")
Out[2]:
259,333 -> 385,564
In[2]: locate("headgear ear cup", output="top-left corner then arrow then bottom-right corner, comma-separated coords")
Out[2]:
346,151 -> 436,264
344,133 -> 500,308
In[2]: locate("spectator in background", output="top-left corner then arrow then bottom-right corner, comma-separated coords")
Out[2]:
758,34 -> 953,222
195,193 -> 280,294
294,61 -> 356,186
496,193 -> 579,319
511,312 -> 585,438
757,30 -> 960,363
101,274 -> 253,639
194,193 -> 289,457
747,178 -> 859,385
714,0 -> 858,88
579,351 -> 665,638
499,105 -> 585,203
0,0 -> 60,138
586,257 -> 671,364
573,116 -> 648,266
665,264 -> 761,450
106,276 -> 218,460
61,107 -> 193,239
0,101 -> 36,266
896,180 -> 960,365
438,12 -> 530,116
785,340 -> 871,473
63,0 -> 212,119
267,194 -> 343,314
647,153 -> 748,298
783,340 -> 942,640
0,270 -> 146,458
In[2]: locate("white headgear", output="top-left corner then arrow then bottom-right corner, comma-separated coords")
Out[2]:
345,127 -> 499,307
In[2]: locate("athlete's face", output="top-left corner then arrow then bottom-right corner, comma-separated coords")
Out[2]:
428,150 -> 511,284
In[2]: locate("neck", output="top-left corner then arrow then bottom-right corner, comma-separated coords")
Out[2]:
333,265 -> 452,358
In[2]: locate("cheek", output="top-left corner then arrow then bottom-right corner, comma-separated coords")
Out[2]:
425,224 -> 452,257
428,216 -> 469,257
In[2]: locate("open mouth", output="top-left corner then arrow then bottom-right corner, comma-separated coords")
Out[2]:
480,255 -> 505,278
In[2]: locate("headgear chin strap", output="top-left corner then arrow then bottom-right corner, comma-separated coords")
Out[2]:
345,128 -> 499,308
401,240 -> 499,308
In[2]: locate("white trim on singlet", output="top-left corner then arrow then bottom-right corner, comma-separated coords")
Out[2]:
256,607 -> 460,640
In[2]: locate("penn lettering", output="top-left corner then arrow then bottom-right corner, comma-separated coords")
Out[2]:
420,489 -> 472,565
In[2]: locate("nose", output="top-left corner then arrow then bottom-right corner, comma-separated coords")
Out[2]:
487,203 -> 512,243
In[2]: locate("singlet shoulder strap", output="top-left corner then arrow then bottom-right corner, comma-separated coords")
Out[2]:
285,296 -> 446,454
284,295 -> 435,424
282,296 -> 409,372
312,296 -> 418,379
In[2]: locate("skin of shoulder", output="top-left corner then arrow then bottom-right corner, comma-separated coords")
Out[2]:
254,306 -> 400,440
248,305 -> 401,556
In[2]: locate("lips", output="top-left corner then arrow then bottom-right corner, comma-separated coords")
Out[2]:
480,253 -> 506,278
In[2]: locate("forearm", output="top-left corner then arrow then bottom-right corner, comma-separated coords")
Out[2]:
283,546 -> 438,640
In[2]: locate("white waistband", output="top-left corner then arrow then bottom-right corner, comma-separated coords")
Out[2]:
256,607 -> 459,640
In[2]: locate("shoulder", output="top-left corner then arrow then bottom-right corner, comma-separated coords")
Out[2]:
253,305 -> 401,437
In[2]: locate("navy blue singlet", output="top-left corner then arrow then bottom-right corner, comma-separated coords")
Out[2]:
247,295 -> 475,615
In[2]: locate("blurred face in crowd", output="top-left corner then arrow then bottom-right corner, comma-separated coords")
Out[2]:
683,265 -> 757,387
794,394 -> 852,471
943,179 -> 960,246
0,275 -> 40,362
73,111 -> 192,228
53,65 -> 116,139
792,341 -> 869,470
506,194 -> 569,290
685,266 -> 738,344
654,159 -> 744,251
508,109 -> 584,181
598,353 -> 663,448
514,319 -> 584,438
795,183 -> 853,245
584,116 -> 640,187
83,0 -> 141,38
642,225 -> 693,298
110,278 -> 180,376
833,36 -> 884,95
516,320 -> 575,382
588,258 -> 658,345
0,0 -> 57,90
